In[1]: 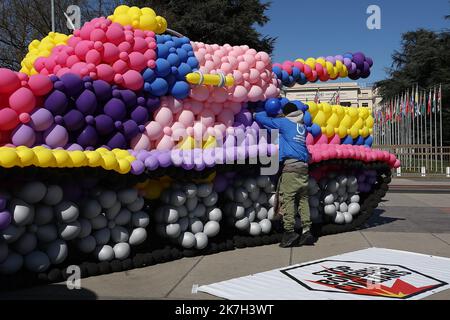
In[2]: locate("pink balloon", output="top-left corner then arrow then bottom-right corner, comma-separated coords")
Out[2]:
85,49 -> 102,64
247,85 -> 263,102
121,70 -> 143,90
128,52 -> 147,71
178,109 -> 195,127
156,134 -> 174,150
102,43 -> 120,63
211,87 -> 228,103
131,133 -> 150,151
328,134 -> 341,144
228,102 -> 242,115
0,68 -> 21,94
190,86 -> 209,101
154,107 -> 173,128
209,102 -> 223,115
145,121 -> 163,140
9,87 -> 36,114
27,74 -> 52,96
96,64 -> 115,82
232,86 -> 248,102
199,109 -> 215,128
217,109 -> 234,127
306,133 -> 314,145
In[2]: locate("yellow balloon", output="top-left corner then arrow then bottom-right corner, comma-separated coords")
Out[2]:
117,159 -> 131,174
178,136 -> 195,150
0,148 -> 19,168
34,149 -> 56,167
360,127 -> 370,138
115,13 -> 133,26
322,103 -> 332,114
140,15 -> 157,30
203,136 -> 216,149
324,125 -> 335,138
16,148 -> 36,166
128,6 -> 141,17
53,150 -> 71,167
366,115 -> 374,128
337,125 -> 348,138
327,113 -> 339,127
114,5 -> 130,15
69,150 -> 87,167
141,7 -> 157,17
316,58 -> 326,67
86,151 -> 102,167
307,102 -> 318,115
350,126 -> 359,139
101,154 -> 118,171
313,110 -> 326,127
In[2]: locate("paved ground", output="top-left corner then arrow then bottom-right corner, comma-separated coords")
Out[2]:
2,178 -> 450,300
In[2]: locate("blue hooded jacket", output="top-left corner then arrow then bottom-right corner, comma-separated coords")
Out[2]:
255,110 -> 309,163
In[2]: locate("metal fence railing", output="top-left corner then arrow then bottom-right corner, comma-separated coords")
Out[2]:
373,145 -> 450,177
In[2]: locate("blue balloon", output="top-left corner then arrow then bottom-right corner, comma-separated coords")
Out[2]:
165,40 -> 176,48
355,136 -> 365,145
155,58 -> 171,77
142,68 -> 156,82
364,136 -> 373,147
187,56 -> 199,69
171,81 -> 190,99
166,74 -> 176,87
287,76 -> 296,87
176,62 -> 192,80
156,44 -> 169,59
272,66 -> 282,79
181,44 -> 193,52
310,123 -> 321,137
303,111 -> 312,126
264,98 -> 281,116
342,135 -> 354,145
149,78 -> 169,96
281,70 -> 290,83
156,35 -> 165,44
291,100 -> 308,112
291,67 -> 301,79
298,73 -> 307,85
176,48 -> 188,62
279,98 -> 290,107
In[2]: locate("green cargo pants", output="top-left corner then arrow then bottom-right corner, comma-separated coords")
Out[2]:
278,165 -> 311,233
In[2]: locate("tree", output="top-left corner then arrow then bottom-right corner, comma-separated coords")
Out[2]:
126,0 -> 276,54
0,0 -> 118,71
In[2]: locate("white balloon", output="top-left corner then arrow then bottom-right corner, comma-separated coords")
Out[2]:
42,185 -> 63,206
268,193 -> 276,207
93,228 -> 110,245
78,218 -> 92,238
77,235 -> 96,253
256,206 -> 268,220
324,204 -> 336,216
189,218 -> 203,234
235,217 -> 250,230
348,203 -> 360,215
231,203 -> 245,219
58,221 -> 81,240
0,252 -> 23,275
113,242 -> 130,260
115,208 -> 132,225
207,207 -> 222,221
98,190 -> 117,209
195,232 -> 208,250
197,183 -> 213,198
170,189 -> 187,206
111,226 -> 130,243
267,207 -> 277,220
46,239 -> 68,264
36,224 -> 57,243
25,251 -> 50,272
323,193 -> 334,205
259,219 -> 272,234
127,197 -> 145,212
185,197 -> 198,211
339,203 -> 348,213
166,224 -> 181,238
334,212 -> 345,224
90,214 -> 108,230
34,205 -> 53,225
203,221 -> 220,237
81,199 -> 101,219
183,183 -> 198,199
203,191 -> 218,207
179,231 -> 196,248
18,181 -> 47,204
249,222 -> 262,236
118,188 -> 138,205
132,211 -> 149,228
350,194 -> 360,203
94,245 -> 114,262
10,199 -> 34,226
246,207 -> 256,222
337,175 -> 348,186
129,227 -> 147,245
343,212 -> 353,224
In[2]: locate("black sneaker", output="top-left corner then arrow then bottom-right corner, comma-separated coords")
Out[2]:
297,230 -> 317,246
279,231 -> 300,248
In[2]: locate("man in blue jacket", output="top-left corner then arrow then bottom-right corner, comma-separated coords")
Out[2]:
255,102 -> 315,248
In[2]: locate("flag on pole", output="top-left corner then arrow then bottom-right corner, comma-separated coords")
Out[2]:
314,89 -> 320,103
427,89 -> 432,114
432,86 -> 437,113
336,87 -> 340,105
438,84 -> 442,112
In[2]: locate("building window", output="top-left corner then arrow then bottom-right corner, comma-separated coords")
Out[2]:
362,103 -> 369,107
341,102 -> 351,107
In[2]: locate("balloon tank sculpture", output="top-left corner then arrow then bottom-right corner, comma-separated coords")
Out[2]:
0,5 -> 399,287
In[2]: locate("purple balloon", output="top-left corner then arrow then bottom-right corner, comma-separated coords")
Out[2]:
30,108 -> 54,131
107,132 -> 127,149
104,98 -> 126,120
213,174 -> 228,192
146,96 -> 160,111
343,58 -> 352,69
44,124 -> 69,148
0,197 -> 6,211
60,73 -> 83,97
77,125 -> 98,147
65,143 -> 83,151
11,124 -> 35,147
326,56 -> 336,65
365,56 -> 373,67
157,152 -> 171,167
119,89 -> 137,108
131,106 -> 149,124
181,162 -> 194,170
0,210 -> 12,230
92,80 -> 112,102
95,114 -> 114,135
144,154 -> 159,170
44,90 -> 68,115
122,120 -> 139,139
63,109 -> 84,131
130,159 -> 145,175
76,89 -> 97,115
352,52 -> 365,69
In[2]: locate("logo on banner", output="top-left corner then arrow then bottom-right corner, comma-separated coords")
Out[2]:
281,260 -> 447,299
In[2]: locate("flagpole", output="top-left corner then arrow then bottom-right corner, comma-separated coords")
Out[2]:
429,88 -> 433,172
439,83 -> 443,173
434,86 -> 438,173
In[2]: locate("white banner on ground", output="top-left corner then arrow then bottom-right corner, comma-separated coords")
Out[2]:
198,248 -> 450,300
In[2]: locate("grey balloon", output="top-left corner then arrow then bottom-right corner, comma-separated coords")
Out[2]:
235,217 -> 250,230
94,245 -> 114,262
194,232 -> 208,250
177,205 -> 188,218
178,217 -> 189,232
46,239 -> 68,264
25,251 -> 50,272
111,226 -> 130,243
42,185 -> 63,206
249,188 -> 260,202
339,203 -> 348,213
234,187 -> 248,203
77,235 -> 96,253
179,231 -> 196,248
0,241 -> 7,263
0,252 -> 23,275
1,225 -> 25,243
257,192 -> 267,205
189,218 -> 203,234
36,224 -> 58,243
183,183 -> 198,198
10,199 -> 34,226
256,176 -> 271,188
90,214 -> 108,230
192,203 -> 206,218
127,197 -> 145,212
132,211 -> 149,228
98,190 -> 117,209
113,242 -> 130,260
81,199 -> 101,220
93,228 -> 110,245
170,190 -> 187,206
242,198 -> 253,209
259,219 -> 272,234
207,207 -> 222,222
185,197 -> 198,211
203,221 -> 220,237
18,181 -> 47,204
129,227 -> 147,245
105,201 -> 121,220
197,184 -> 213,198
55,201 -> 79,223
34,205 -> 54,225
246,208 -> 256,222
203,191 -> 218,207
118,188 -> 138,205
58,221 -> 81,240
264,184 -> 275,194
78,218 -> 92,238
243,178 -> 258,192
13,232 -> 37,255
115,208 -> 132,225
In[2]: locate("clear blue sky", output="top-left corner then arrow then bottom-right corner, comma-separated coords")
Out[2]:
256,0 -> 449,84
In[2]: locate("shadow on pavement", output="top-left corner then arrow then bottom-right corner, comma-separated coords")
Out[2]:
0,284 -> 98,300
357,208 -> 404,231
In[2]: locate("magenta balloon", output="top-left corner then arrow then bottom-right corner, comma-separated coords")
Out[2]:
11,124 -> 36,147
44,124 -> 69,148
30,108 -> 54,131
